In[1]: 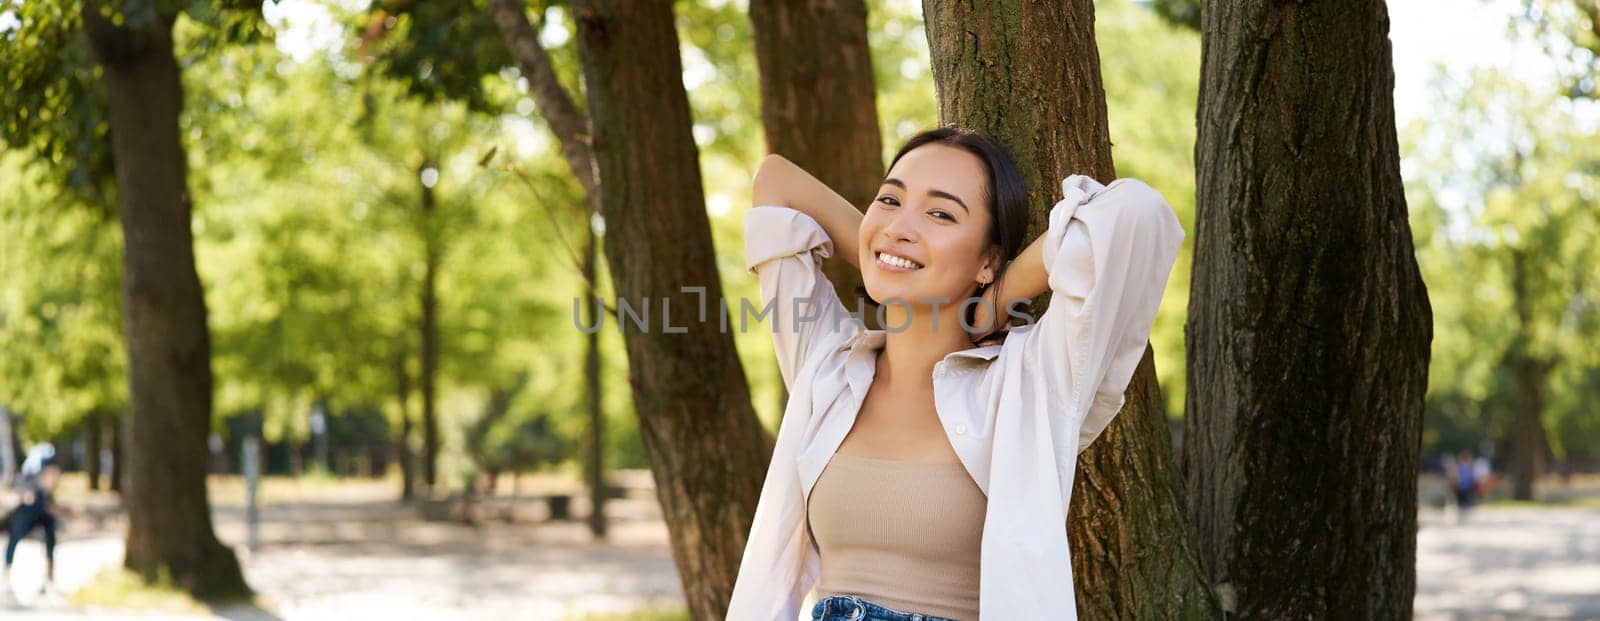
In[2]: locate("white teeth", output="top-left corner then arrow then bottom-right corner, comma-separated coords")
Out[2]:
878,252 -> 922,270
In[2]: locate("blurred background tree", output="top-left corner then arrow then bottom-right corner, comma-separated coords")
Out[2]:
1403,66 -> 1600,497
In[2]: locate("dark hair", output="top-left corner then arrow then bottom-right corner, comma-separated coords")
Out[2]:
856,126 -> 1031,336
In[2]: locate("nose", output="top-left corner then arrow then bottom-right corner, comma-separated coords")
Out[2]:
880,206 -> 919,245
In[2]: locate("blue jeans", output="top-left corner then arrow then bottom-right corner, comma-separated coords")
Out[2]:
811,594 -> 960,621
4,508 -> 55,567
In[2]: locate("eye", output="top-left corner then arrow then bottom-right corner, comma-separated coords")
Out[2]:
928,209 -> 955,221
876,195 -> 901,207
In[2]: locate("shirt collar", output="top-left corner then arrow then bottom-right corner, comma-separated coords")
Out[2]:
837,329 -> 1003,362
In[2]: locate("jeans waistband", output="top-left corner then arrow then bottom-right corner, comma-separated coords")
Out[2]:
810,594 -> 958,621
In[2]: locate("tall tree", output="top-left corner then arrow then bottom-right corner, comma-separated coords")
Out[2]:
1185,1 -> 1432,616
1,0 -> 258,597
79,0 -> 252,597
920,1 -> 1217,616
417,156 -> 442,489
582,224 -> 607,538
1403,67 -> 1600,498
749,0 -> 885,414
482,0 -> 612,539
570,2 -> 771,617
748,0 -> 883,313
363,0 -> 616,526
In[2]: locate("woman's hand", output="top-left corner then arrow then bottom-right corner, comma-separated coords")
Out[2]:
751,153 -> 865,269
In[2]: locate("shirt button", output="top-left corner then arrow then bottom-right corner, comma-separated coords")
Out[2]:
954,423 -> 968,435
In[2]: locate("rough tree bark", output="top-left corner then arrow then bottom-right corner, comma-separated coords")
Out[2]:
1185,1 -> 1433,616
80,1 -> 249,598
749,0 -> 883,316
921,1 -> 1219,617
571,2 -> 772,618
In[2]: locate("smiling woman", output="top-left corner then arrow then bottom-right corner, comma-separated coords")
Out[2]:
857,130 -> 1029,334
749,128 -> 1034,337
732,127 -> 1186,620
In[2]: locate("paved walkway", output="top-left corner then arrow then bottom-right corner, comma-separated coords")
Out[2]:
1415,504 -> 1600,620
2,477 -> 683,620
3,479 -> 1597,619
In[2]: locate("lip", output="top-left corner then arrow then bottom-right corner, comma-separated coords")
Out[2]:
873,249 -> 925,273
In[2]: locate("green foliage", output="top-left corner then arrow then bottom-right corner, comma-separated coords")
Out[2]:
868,0 -> 938,154
1147,0 -> 1200,31
1515,0 -> 1599,98
1404,66 -> 1600,459
0,153 -> 126,438
358,0 -> 507,110
1098,0 -> 1202,417
0,0 -> 114,203
0,0 -> 269,204
167,16 -> 631,472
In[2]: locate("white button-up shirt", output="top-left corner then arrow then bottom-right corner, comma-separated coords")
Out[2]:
726,175 -> 1185,620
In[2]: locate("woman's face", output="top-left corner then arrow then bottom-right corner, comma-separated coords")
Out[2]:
858,144 -> 1000,310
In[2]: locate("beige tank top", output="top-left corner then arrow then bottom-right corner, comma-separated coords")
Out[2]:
806,452 -> 987,621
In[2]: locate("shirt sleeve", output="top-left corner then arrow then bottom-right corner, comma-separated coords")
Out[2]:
744,206 -> 863,390
725,368 -> 822,621
1021,175 -> 1185,454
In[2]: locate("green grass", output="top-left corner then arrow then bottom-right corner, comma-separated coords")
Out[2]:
68,567 -> 271,616
67,567 -> 212,614
1482,495 -> 1600,509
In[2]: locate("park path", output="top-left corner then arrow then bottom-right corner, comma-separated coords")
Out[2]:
2,478 -> 1597,620
2,476 -> 684,620
1415,504 -> 1600,620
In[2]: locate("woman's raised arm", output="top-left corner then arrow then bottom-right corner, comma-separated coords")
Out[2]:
751,153 -> 864,269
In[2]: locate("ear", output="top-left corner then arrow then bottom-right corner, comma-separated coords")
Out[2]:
976,246 -> 1002,284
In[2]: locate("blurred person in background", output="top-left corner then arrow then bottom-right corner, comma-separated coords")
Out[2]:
1448,450 -> 1479,523
2,443 -> 63,604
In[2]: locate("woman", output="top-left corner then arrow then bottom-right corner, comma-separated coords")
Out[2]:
727,128 -> 1184,621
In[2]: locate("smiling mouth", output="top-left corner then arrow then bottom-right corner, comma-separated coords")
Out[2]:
875,251 -> 924,270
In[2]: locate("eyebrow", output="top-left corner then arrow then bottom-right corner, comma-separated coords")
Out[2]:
882,178 -> 970,214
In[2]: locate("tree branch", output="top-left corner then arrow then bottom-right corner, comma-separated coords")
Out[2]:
486,0 -> 601,214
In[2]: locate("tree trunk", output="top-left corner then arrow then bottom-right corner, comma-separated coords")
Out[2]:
921,1 -> 1219,616
583,225 -> 608,539
1508,249 -> 1550,501
2,407 -> 19,484
419,158 -> 441,492
81,2 -> 248,598
749,0 -> 883,319
395,353 -> 416,501
1510,356 -> 1550,501
87,411 -> 103,491
111,412 -> 124,494
572,3 -> 771,618
1185,1 -> 1433,616
484,0 -> 609,539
